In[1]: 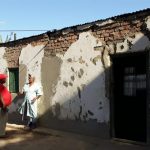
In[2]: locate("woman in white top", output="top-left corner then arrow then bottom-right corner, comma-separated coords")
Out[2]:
18,74 -> 43,129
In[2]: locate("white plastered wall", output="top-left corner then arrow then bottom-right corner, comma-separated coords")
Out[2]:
51,32 -> 109,123
19,44 -> 45,83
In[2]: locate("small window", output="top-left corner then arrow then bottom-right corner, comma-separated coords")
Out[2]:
123,67 -> 136,96
9,68 -> 19,93
123,67 -> 146,96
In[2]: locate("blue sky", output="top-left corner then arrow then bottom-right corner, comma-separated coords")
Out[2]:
0,0 -> 150,41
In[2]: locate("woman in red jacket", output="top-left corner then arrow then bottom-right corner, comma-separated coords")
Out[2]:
0,74 -> 12,137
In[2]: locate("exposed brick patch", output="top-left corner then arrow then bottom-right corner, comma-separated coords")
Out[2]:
92,17 -> 148,45
44,33 -> 79,57
3,47 -> 21,68
1,34 -> 49,68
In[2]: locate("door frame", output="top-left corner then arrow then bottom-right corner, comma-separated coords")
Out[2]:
109,50 -> 150,145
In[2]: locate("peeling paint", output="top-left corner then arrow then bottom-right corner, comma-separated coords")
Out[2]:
120,45 -> 124,50
63,81 -> 68,87
69,82 -> 73,86
67,58 -> 72,62
71,76 -> 75,81
88,110 -> 94,116
77,87 -> 81,99
94,46 -> 104,51
92,55 -> 101,65
116,33 -> 150,53
71,67 -> 75,72
51,32 -> 109,123
79,56 -> 85,64
78,68 -> 84,78
101,47 -> 110,68
127,39 -> 133,49
19,44 -> 45,82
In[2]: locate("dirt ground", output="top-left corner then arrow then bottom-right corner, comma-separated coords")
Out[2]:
0,125 -> 149,150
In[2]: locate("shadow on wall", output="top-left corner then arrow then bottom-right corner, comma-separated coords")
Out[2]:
39,67 -> 110,138
8,94 -> 28,125
7,30 -> 150,139
8,54 -> 111,139
36,31 -> 150,138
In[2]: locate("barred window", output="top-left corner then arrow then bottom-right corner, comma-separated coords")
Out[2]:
123,67 -> 146,96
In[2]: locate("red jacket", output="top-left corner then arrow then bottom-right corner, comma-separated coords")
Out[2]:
0,84 -> 12,107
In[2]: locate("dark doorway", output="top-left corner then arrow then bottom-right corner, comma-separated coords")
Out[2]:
111,51 -> 147,142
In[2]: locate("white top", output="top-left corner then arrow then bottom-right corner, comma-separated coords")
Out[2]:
23,82 -> 43,103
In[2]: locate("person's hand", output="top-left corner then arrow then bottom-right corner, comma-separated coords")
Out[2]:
31,97 -> 36,104
17,92 -> 22,96
17,92 -> 25,97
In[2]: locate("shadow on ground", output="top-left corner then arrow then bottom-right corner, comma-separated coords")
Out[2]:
0,125 -> 149,150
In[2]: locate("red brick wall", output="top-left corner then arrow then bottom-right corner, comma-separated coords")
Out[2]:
1,34 -> 49,68
44,32 -> 79,56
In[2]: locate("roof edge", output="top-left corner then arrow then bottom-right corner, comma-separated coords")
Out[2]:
0,8 -> 150,46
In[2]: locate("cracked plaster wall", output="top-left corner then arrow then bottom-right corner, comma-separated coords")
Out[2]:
47,13 -> 150,125
19,44 -> 45,83
50,32 -> 109,123
115,33 -> 150,53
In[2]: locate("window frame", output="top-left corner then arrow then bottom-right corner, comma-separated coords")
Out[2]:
8,68 -> 19,93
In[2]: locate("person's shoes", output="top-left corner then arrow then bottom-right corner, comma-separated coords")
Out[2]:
30,123 -> 37,129
24,125 -> 32,131
24,122 -> 37,130
28,122 -> 33,128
